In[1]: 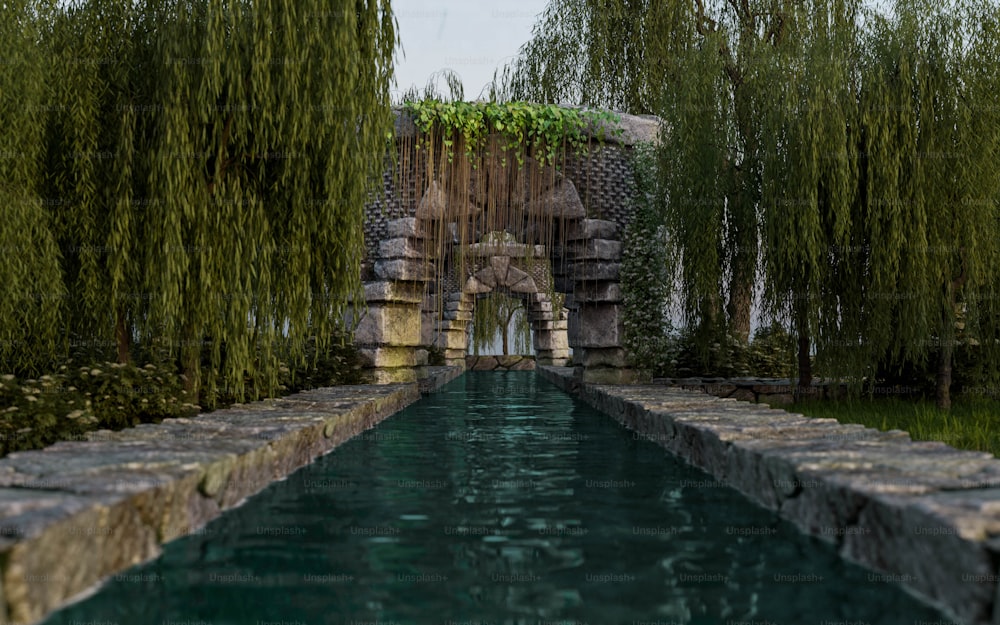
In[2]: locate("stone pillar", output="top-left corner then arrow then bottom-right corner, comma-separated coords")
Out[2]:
438,292 -> 473,367
355,218 -> 430,383
565,219 -> 638,383
528,293 -> 571,366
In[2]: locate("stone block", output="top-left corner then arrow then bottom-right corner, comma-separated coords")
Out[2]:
445,296 -> 473,312
463,275 -> 492,294
386,217 -> 426,239
416,181 -> 482,220
491,256 -> 511,284
577,366 -> 642,385
509,358 -> 536,371
362,281 -> 425,304
564,219 -> 620,241
437,319 -> 468,332
531,318 -> 569,332
443,309 -> 472,322
378,237 -> 424,260
567,239 -> 622,261
568,261 -> 621,282
572,281 -> 622,303
414,349 -> 429,367
537,354 -> 572,367
526,178 -> 586,219
358,347 -> 418,368
420,312 -> 437,346
353,304 -> 421,346
370,367 -> 417,384
534,330 -> 569,351
575,347 -> 628,368
467,242 -> 545,258
471,267 -> 498,289
568,304 -> 623,348
508,275 -> 538,294
444,349 -> 466,365
467,356 -> 499,371
374,259 -> 431,281
436,330 -> 469,351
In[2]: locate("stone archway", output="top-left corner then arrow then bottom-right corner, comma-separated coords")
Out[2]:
430,238 -> 570,368
355,107 -> 657,384
356,213 -> 628,384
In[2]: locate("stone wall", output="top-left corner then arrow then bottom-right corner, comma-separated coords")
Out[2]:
356,108 -> 660,385
539,365 -> 1000,625
0,367 -> 461,625
465,355 -> 536,371
653,377 -> 849,405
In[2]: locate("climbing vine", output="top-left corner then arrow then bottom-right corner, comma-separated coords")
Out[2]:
402,99 -> 621,166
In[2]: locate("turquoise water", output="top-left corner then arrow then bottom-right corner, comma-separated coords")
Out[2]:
43,372 -> 952,625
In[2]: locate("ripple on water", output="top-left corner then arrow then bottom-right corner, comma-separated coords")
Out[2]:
40,372 -> 957,625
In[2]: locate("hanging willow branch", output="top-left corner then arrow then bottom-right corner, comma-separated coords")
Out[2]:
2,0 -> 397,405
397,100 -> 620,351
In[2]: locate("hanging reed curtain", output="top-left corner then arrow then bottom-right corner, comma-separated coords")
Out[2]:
396,101 -> 615,340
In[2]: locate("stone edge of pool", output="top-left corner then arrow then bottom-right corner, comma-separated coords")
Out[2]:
538,366 -> 1000,625
0,365 -> 463,625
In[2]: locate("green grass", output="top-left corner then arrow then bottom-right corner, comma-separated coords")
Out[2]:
788,397 -> 1000,457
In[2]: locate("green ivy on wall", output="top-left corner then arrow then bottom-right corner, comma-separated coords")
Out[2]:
402,99 -> 621,166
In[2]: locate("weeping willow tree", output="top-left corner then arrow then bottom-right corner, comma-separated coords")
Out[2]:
2,0 -> 397,403
495,0 -> 805,350
0,0 -> 66,375
471,291 -> 530,356
136,0 -> 395,402
761,0 -> 1000,406
491,0 -> 680,113
505,0 -> 1000,408
844,0 -> 1000,409
757,0 -> 863,388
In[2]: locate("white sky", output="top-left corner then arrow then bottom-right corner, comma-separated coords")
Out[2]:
391,0 -> 548,101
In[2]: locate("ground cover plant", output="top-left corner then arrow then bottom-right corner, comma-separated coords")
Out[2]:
791,396 -> 1000,457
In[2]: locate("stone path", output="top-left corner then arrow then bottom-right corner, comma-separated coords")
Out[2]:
0,367 -> 460,625
540,366 -> 1000,625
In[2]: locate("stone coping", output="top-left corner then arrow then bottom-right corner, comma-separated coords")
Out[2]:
0,366 -> 462,625
539,366 -> 1000,625
652,377 -> 849,405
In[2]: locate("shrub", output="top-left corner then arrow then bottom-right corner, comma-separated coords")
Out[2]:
747,324 -> 797,378
0,360 -> 198,456
0,334 -> 368,457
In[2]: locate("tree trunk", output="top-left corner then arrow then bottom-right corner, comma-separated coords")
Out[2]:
180,322 -> 201,401
726,269 -> 753,343
935,338 -> 953,411
936,299 -> 956,411
115,307 -> 130,364
796,303 -> 812,393
797,330 -> 812,390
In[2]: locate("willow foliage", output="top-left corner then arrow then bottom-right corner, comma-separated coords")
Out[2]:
2,0 -> 397,403
492,0 -> 684,113
506,0 -> 1000,405
471,292 -> 530,356
846,0 -> 1000,406
0,0 -> 66,374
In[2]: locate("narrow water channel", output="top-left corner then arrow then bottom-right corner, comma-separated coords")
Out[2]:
43,372 -> 952,625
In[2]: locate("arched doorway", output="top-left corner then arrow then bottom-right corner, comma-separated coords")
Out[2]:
429,236 -> 570,368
